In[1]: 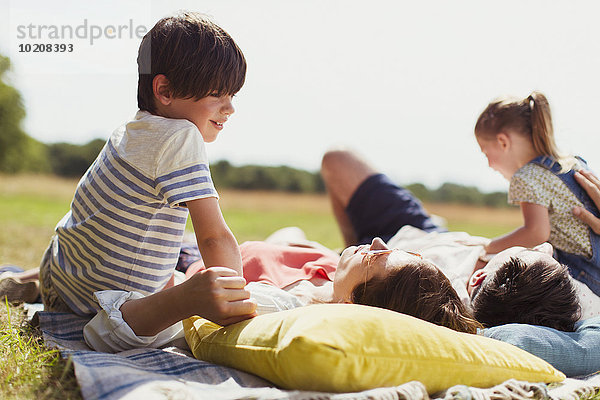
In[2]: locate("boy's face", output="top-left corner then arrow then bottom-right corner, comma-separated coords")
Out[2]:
167,94 -> 235,143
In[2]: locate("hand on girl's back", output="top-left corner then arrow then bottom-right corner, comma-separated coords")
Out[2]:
573,170 -> 600,235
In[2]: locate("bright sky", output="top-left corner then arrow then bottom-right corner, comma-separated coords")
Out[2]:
1,0 -> 599,192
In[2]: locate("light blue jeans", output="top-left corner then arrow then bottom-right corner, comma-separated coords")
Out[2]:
484,316 -> 600,377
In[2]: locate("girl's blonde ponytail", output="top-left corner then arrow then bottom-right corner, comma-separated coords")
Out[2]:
528,91 -> 560,159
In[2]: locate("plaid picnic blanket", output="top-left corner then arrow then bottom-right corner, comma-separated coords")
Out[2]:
36,310 -> 600,400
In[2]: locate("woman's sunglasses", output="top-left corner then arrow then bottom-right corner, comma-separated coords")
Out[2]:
360,249 -> 422,258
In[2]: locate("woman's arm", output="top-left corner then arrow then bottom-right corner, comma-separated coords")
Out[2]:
573,170 -> 600,234
485,202 -> 550,254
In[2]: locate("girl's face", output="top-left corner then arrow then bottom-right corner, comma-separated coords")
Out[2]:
333,237 -> 422,302
476,135 -> 515,180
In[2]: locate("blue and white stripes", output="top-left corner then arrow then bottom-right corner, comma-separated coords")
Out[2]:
50,112 -> 217,315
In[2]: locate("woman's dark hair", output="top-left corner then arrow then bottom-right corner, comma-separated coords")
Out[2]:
471,257 -> 581,331
137,12 -> 246,113
351,260 -> 482,334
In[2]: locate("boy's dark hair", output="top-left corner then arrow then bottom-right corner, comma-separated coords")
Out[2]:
351,259 -> 482,334
137,12 -> 246,113
471,257 -> 581,331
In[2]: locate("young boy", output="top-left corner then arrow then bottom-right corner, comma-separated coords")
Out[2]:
39,12 -> 256,339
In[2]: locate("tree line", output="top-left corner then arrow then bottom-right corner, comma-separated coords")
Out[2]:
0,53 -> 510,207
404,182 -> 509,208
2,128 -> 511,207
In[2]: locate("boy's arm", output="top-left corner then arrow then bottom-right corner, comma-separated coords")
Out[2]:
186,196 -> 242,275
485,202 -> 550,254
119,198 -> 249,336
120,267 -> 256,336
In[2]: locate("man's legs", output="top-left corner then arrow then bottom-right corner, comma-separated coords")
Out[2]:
321,149 -> 443,247
321,149 -> 377,247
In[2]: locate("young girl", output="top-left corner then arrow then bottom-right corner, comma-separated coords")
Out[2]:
474,91 -> 600,295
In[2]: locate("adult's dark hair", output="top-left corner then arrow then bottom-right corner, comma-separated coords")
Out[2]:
471,257 -> 581,331
351,260 -> 482,334
137,12 -> 246,113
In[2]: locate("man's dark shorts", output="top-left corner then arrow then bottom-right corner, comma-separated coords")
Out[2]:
346,173 -> 445,245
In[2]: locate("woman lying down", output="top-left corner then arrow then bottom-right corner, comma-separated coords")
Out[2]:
85,226 -> 599,352
84,228 -> 482,353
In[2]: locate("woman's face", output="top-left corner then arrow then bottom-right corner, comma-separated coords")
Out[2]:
333,237 -> 423,302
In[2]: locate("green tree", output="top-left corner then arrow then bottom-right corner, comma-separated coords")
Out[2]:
405,183 -> 431,202
0,54 -> 49,173
48,138 -> 105,177
434,182 -> 483,205
483,191 -> 510,208
210,160 -> 325,193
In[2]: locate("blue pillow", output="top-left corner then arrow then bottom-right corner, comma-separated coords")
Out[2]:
484,317 -> 600,377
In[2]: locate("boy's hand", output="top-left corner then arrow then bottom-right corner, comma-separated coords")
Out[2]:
183,266 -> 257,326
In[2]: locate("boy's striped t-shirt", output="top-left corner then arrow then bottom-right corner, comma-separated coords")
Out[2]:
49,111 -> 218,315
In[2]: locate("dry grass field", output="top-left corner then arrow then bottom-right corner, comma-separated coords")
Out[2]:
425,202 -> 522,238
0,173 -> 523,269
0,174 -> 77,269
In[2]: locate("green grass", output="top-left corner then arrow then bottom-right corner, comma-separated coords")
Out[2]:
0,174 -> 75,269
221,209 -> 341,249
425,203 -> 522,239
0,193 -> 71,269
444,221 -> 517,239
0,302 -> 81,399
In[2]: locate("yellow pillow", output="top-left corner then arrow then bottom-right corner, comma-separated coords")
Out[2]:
183,303 -> 564,394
